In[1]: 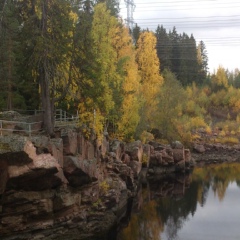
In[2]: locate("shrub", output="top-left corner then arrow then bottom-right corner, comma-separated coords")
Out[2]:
140,131 -> 154,144
142,153 -> 148,166
217,137 -> 239,145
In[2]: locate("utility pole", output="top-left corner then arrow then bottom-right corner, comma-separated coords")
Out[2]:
124,0 -> 135,31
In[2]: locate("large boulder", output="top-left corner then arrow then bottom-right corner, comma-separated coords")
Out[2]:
63,156 -> 99,187
0,136 -> 64,191
62,129 -> 78,156
109,140 -> 125,161
171,141 -> 184,149
128,160 -> 142,178
48,138 -> 68,184
172,148 -> 185,163
193,143 -> 205,153
77,133 -> 95,159
125,140 -> 143,162
161,148 -> 174,165
149,151 -> 162,167
184,149 -> 192,167
7,141 -> 63,190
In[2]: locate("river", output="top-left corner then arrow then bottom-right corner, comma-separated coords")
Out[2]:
117,163 -> 240,240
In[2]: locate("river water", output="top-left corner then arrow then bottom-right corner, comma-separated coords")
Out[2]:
117,163 -> 240,240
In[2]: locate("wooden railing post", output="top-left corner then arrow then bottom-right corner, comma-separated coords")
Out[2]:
60,109 -> 62,122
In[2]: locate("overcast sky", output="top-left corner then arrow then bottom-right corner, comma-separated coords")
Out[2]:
119,0 -> 240,73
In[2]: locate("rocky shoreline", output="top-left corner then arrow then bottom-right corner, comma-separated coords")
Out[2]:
193,142 -> 240,166
0,128 -> 237,239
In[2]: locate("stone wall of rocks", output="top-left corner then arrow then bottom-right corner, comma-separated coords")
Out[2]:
0,129 -> 193,239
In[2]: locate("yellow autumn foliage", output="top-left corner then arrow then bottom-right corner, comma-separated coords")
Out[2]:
136,31 -> 163,129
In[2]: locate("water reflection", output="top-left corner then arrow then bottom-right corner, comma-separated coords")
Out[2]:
118,163 -> 240,240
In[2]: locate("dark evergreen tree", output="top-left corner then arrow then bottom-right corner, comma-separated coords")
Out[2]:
178,33 -> 190,85
155,25 -> 208,86
0,0 -> 21,110
197,40 -> 209,85
187,34 -> 199,84
155,25 -> 172,72
132,23 -> 141,44
96,0 -> 119,17
169,27 -> 181,79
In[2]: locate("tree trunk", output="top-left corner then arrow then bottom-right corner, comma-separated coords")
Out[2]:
39,66 -> 54,136
7,36 -> 12,110
39,0 -> 54,136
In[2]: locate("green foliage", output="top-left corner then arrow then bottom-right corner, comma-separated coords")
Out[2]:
140,131 -> 154,144
142,153 -> 149,166
92,199 -> 103,210
154,70 -> 186,142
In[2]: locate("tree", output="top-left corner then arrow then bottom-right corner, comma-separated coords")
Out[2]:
77,2 -> 120,137
112,24 -> 140,140
154,70 -> 186,141
197,40 -> 208,84
18,0 -> 78,135
0,0 -> 20,110
132,23 -> 141,44
177,33 -> 199,86
136,31 -> 163,134
169,27 -> 181,78
96,0 -> 120,17
155,25 -> 172,72
211,65 -> 228,91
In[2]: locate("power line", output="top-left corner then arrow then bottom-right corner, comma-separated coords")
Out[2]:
134,14 -> 240,20
121,6 -> 240,12
124,0 -> 135,30
120,0 -> 220,5
120,0 -> 240,6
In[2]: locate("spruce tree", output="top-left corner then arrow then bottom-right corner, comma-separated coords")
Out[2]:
155,25 -> 172,73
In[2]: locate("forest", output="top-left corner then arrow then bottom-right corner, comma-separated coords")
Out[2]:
1,0 -> 240,145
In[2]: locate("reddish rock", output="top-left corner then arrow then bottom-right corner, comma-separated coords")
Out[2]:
149,151 -> 162,167
63,156 -> 99,187
176,160 -> 185,171
172,149 -> 185,163
193,144 -> 205,153
121,153 -> 130,165
76,133 -> 96,160
100,135 -> 109,157
184,149 -> 191,165
48,138 -> 68,184
128,161 -> 142,178
62,129 -> 78,155
110,140 -> 124,161
161,149 -> 174,165
3,140 -> 63,190
125,140 -> 143,162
